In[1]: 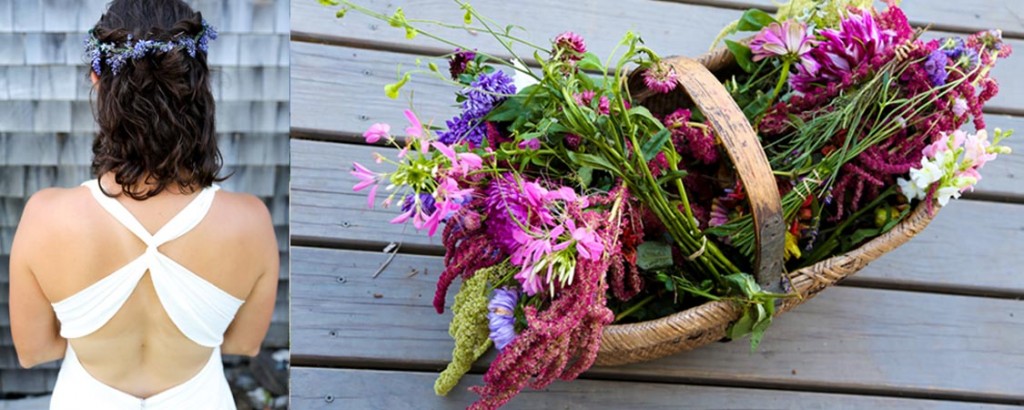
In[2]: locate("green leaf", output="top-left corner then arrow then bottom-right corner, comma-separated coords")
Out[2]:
384,72 -> 411,99
656,169 -> 689,186
577,166 -> 594,187
487,98 -> 525,122
577,52 -> 605,72
641,128 -> 671,161
727,310 -> 756,339
566,151 -> 619,175
636,241 -> 674,270
736,9 -> 777,32
725,40 -> 755,73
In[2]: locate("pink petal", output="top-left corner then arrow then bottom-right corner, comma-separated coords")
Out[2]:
432,141 -> 457,161
366,185 -> 378,208
404,109 -> 423,138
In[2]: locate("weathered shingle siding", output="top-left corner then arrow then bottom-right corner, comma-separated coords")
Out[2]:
0,0 -> 289,396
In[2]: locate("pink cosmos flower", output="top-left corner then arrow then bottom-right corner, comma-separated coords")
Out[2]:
749,20 -> 813,62
643,61 -> 678,94
363,123 -> 390,144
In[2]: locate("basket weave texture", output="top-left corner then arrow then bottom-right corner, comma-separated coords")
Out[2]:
594,45 -> 937,366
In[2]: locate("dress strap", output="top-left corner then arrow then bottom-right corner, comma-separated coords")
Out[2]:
82,180 -> 220,249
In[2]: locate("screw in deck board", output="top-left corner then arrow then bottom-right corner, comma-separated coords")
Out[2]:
324,395 -> 335,403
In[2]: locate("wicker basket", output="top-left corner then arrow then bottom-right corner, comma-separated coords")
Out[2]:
594,46 -> 937,366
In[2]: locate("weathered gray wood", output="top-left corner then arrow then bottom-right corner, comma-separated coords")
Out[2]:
290,41 -> 1024,147
670,0 -> 1024,39
290,139 -> 1024,295
290,1 -> 1024,115
291,367 -> 1022,409
290,246 -> 1024,402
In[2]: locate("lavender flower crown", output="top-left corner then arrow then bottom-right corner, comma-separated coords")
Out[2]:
84,19 -> 218,76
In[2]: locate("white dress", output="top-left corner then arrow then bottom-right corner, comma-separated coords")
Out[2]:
48,180 -> 244,409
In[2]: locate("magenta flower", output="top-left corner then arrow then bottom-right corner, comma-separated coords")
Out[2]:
574,90 -> 610,115
487,288 -> 519,350
518,139 -> 540,150
510,224 -> 572,296
749,20 -> 812,62
363,123 -> 390,144
553,31 -> 586,61
351,162 -> 380,208
790,9 -> 897,92
643,61 -> 678,94
565,219 -> 603,261
431,141 -> 484,177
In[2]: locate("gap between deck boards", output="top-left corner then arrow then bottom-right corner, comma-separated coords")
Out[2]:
287,360 -> 1024,406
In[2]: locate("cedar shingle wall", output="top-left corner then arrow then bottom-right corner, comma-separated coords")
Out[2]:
0,0 -> 289,395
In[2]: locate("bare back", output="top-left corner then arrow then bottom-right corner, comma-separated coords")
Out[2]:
25,179 -> 274,398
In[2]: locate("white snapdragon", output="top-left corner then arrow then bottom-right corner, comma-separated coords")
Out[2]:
898,128 -> 1011,206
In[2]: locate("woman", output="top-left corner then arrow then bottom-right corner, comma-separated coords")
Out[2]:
8,1 -> 279,408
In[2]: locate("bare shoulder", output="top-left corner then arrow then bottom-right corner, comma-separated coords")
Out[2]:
18,186 -> 95,232
208,189 -> 277,251
12,186 -> 95,260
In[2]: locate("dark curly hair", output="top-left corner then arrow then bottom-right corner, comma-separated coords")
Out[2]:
90,0 -> 224,200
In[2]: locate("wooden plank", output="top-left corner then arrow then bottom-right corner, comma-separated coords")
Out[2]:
290,41 -> 1024,146
290,3 -> 1024,116
290,246 -> 1024,402
290,139 -> 1024,295
291,367 -> 1021,409
669,0 -> 1024,39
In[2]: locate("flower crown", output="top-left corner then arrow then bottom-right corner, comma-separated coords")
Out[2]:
84,19 -> 218,76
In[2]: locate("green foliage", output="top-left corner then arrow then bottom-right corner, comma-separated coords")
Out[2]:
735,9 -> 777,32
721,273 -> 785,351
725,40 -> 755,73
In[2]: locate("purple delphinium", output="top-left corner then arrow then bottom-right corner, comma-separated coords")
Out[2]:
402,192 -> 437,215
449,48 -> 476,80
923,50 -> 949,87
487,288 -> 520,350
437,71 -> 516,146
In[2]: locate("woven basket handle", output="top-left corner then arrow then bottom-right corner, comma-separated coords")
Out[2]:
648,56 -> 786,292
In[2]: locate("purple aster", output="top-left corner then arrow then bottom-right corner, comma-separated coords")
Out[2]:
487,288 -> 519,350
448,48 -> 476,80
923,50 -> 949,87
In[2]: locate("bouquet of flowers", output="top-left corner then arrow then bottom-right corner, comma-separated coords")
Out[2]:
330,0 -> 1012,407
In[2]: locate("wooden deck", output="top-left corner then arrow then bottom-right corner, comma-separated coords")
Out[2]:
289,0 -> 1024,408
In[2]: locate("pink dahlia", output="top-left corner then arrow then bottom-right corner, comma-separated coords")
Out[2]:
789,9 -> 898,92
